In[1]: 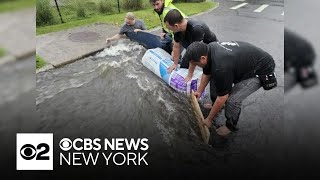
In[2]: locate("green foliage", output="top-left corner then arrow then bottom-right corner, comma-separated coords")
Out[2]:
122,0 -> 144,11
76,1 -> 86,17
36,1 -> 216,35
36,55 -> 46,69
98,0 -> 113,14
0,48 -> 6,58
36,0 -> 57,26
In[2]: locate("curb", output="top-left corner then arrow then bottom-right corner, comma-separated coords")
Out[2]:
35,41 -> 118,74
0,49 -> 36,67
0,55 -> 16,66
36,64 -> 54,73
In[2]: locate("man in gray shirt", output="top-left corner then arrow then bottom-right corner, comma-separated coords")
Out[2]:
106,12 -> 146,43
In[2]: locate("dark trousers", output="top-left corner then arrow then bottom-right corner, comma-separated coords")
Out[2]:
161,33 -> 173,54
213,78 -> 262,131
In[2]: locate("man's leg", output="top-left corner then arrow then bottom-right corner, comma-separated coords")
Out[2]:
161,33 -> 173,54
224,78 -> 262,132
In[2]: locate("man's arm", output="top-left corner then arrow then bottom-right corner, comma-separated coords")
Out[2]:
207,94 -> 228,121
185,63 -> 196,82
141,21 -> 147,30
106,34 -> 123,43
203,94 -> 229,128
167,41 -> 181,73
184,26 -> 205,81
194,74 -> 211,98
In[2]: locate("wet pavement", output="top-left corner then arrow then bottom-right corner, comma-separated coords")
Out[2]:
284,0 -> 320,175
33,0 -> 286,178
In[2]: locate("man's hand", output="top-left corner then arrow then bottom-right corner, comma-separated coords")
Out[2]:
203,117 -> 212,128
216,125 -> 231,136
167,64 -> 178,73
161,33 -> 166,40
106,38 -> 111,44
134,29 -> 142,33
193,91 -> 203,100
184,73 -> 193,82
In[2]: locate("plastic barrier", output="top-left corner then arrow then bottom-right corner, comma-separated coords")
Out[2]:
142,48 -> 206,97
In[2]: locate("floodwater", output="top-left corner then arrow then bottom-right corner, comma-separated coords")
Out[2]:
36,39 -> 283,177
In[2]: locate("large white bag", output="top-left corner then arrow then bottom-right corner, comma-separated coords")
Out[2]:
142,48 -> 206,97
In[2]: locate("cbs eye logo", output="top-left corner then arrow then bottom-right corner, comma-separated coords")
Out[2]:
59,138 -> 72,151
20,143 -> 50,160
16,133 -> 53,170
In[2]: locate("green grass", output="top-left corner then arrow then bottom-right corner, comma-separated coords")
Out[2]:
36,55 -> 46,69
0,48 -> 6,58
36,1 -> 216,35
0,0 -> 35,13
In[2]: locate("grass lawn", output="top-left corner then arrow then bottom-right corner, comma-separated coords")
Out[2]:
0,0 -> 35,13
36,1 -> 216,35
36,55 -> 46,69
0,48 -> 6,58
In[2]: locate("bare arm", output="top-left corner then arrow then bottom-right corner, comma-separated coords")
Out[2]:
207,94 -> 228,121
185,63 -> 196,82
196,74 -> 211,96
167,41 -> 181,73
106,34 -> 124,43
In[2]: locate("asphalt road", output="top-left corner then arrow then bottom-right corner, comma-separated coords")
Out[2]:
202,0 -> 285,167
34,0 -> 286,178
0,55 -> 40,176
284,0 -> 320,174
6,0 -> 312,178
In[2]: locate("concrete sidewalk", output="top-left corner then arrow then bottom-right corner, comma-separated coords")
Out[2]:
36,23 -> 122,72
36,22 -> 162,73
0,7 -> 35,66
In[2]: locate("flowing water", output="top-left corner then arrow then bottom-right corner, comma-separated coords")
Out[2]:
36,39 -> 282,177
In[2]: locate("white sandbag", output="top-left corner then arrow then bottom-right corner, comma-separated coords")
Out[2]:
142,48 -> 206,97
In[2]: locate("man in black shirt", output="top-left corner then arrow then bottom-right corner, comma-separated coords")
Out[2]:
185,41 -> 276,136
284,28 -> 318,92
164,9 -> 218,81
149,0 -> 186,54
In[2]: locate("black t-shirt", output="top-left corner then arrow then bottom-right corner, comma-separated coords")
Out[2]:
203,41 -> 275,96
174,18 -> 217,48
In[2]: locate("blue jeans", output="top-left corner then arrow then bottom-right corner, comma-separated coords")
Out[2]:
161,33 -> 173,54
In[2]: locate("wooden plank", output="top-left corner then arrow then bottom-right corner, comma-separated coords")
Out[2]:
190,91 -> 210,144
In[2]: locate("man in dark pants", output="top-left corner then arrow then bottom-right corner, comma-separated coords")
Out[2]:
185,41 -> 277,136
164,9 -> 218,81
284,28 -> 318,92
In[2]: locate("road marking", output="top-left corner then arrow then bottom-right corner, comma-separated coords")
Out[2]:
254,4 -> 269,12
230,3 -> 248,10
281,11 -> 284,16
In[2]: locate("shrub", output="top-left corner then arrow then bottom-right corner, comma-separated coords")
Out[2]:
76,2 -> 86,17
123,0 -> 144,11
98,0 -> 113,14
36,0 -> 56,26
68,0 -> 88,18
